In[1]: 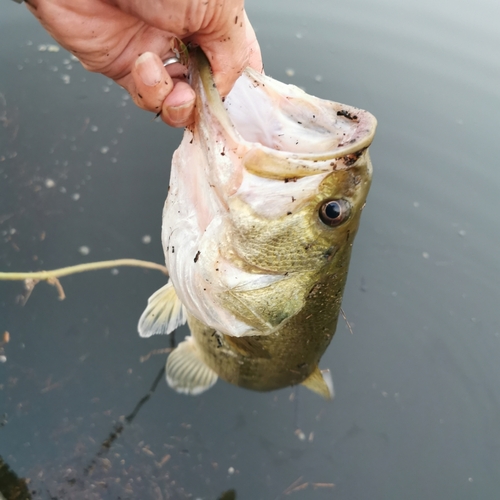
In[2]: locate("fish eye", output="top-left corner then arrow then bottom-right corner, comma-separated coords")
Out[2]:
319,199 -> 350,227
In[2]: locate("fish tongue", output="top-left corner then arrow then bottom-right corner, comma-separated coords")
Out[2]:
241,147 -> 333,180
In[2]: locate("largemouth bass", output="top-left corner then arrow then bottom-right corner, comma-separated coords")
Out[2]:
139,49 -> 376,398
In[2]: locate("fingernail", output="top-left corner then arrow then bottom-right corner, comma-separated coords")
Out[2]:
164,99 -> 195,124
135,52 -> 162,87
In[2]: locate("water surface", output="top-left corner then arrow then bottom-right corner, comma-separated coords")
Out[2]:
1,0 -> 500,498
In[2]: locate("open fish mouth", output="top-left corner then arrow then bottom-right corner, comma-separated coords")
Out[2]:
192,49 -> 377,181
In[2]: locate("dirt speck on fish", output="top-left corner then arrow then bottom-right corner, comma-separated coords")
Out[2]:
138,49 -> 377,398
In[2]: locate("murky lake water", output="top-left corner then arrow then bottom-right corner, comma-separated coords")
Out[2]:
1,0 -> 500,498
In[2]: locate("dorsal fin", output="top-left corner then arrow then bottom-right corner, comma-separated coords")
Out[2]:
166,336 -> 218,395
301,366 -> 334,400
138,281 -> 187,337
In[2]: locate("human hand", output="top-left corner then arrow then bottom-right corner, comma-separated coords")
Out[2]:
26,0 -> 262,127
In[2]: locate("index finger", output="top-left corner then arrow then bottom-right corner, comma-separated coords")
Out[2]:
194,10 -> 263,97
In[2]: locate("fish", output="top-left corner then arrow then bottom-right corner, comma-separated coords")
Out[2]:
138,49 -> 376,399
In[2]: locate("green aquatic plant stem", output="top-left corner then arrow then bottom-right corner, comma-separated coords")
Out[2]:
0,259 -> 168,281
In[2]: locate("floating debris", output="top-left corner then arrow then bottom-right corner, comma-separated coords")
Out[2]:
38,44 -> 60,52
78,246 -> 90,256
294,429 -> 306,441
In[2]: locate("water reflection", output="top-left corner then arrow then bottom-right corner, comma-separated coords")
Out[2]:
0,456 -> 32,500
4,364 -> 190,499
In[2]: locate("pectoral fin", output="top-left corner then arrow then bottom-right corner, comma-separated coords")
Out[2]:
138,281 -> 187,337
166,336 -> 218,395
301,366 -> 334,400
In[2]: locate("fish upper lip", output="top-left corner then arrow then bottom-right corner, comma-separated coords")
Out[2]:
193,49 -> 377,162
222,100 -> 376,163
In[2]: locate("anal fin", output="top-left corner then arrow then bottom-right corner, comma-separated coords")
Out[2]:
138,281 -> 187,337
166,336 -> 218,395
301,366 -> 334,400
